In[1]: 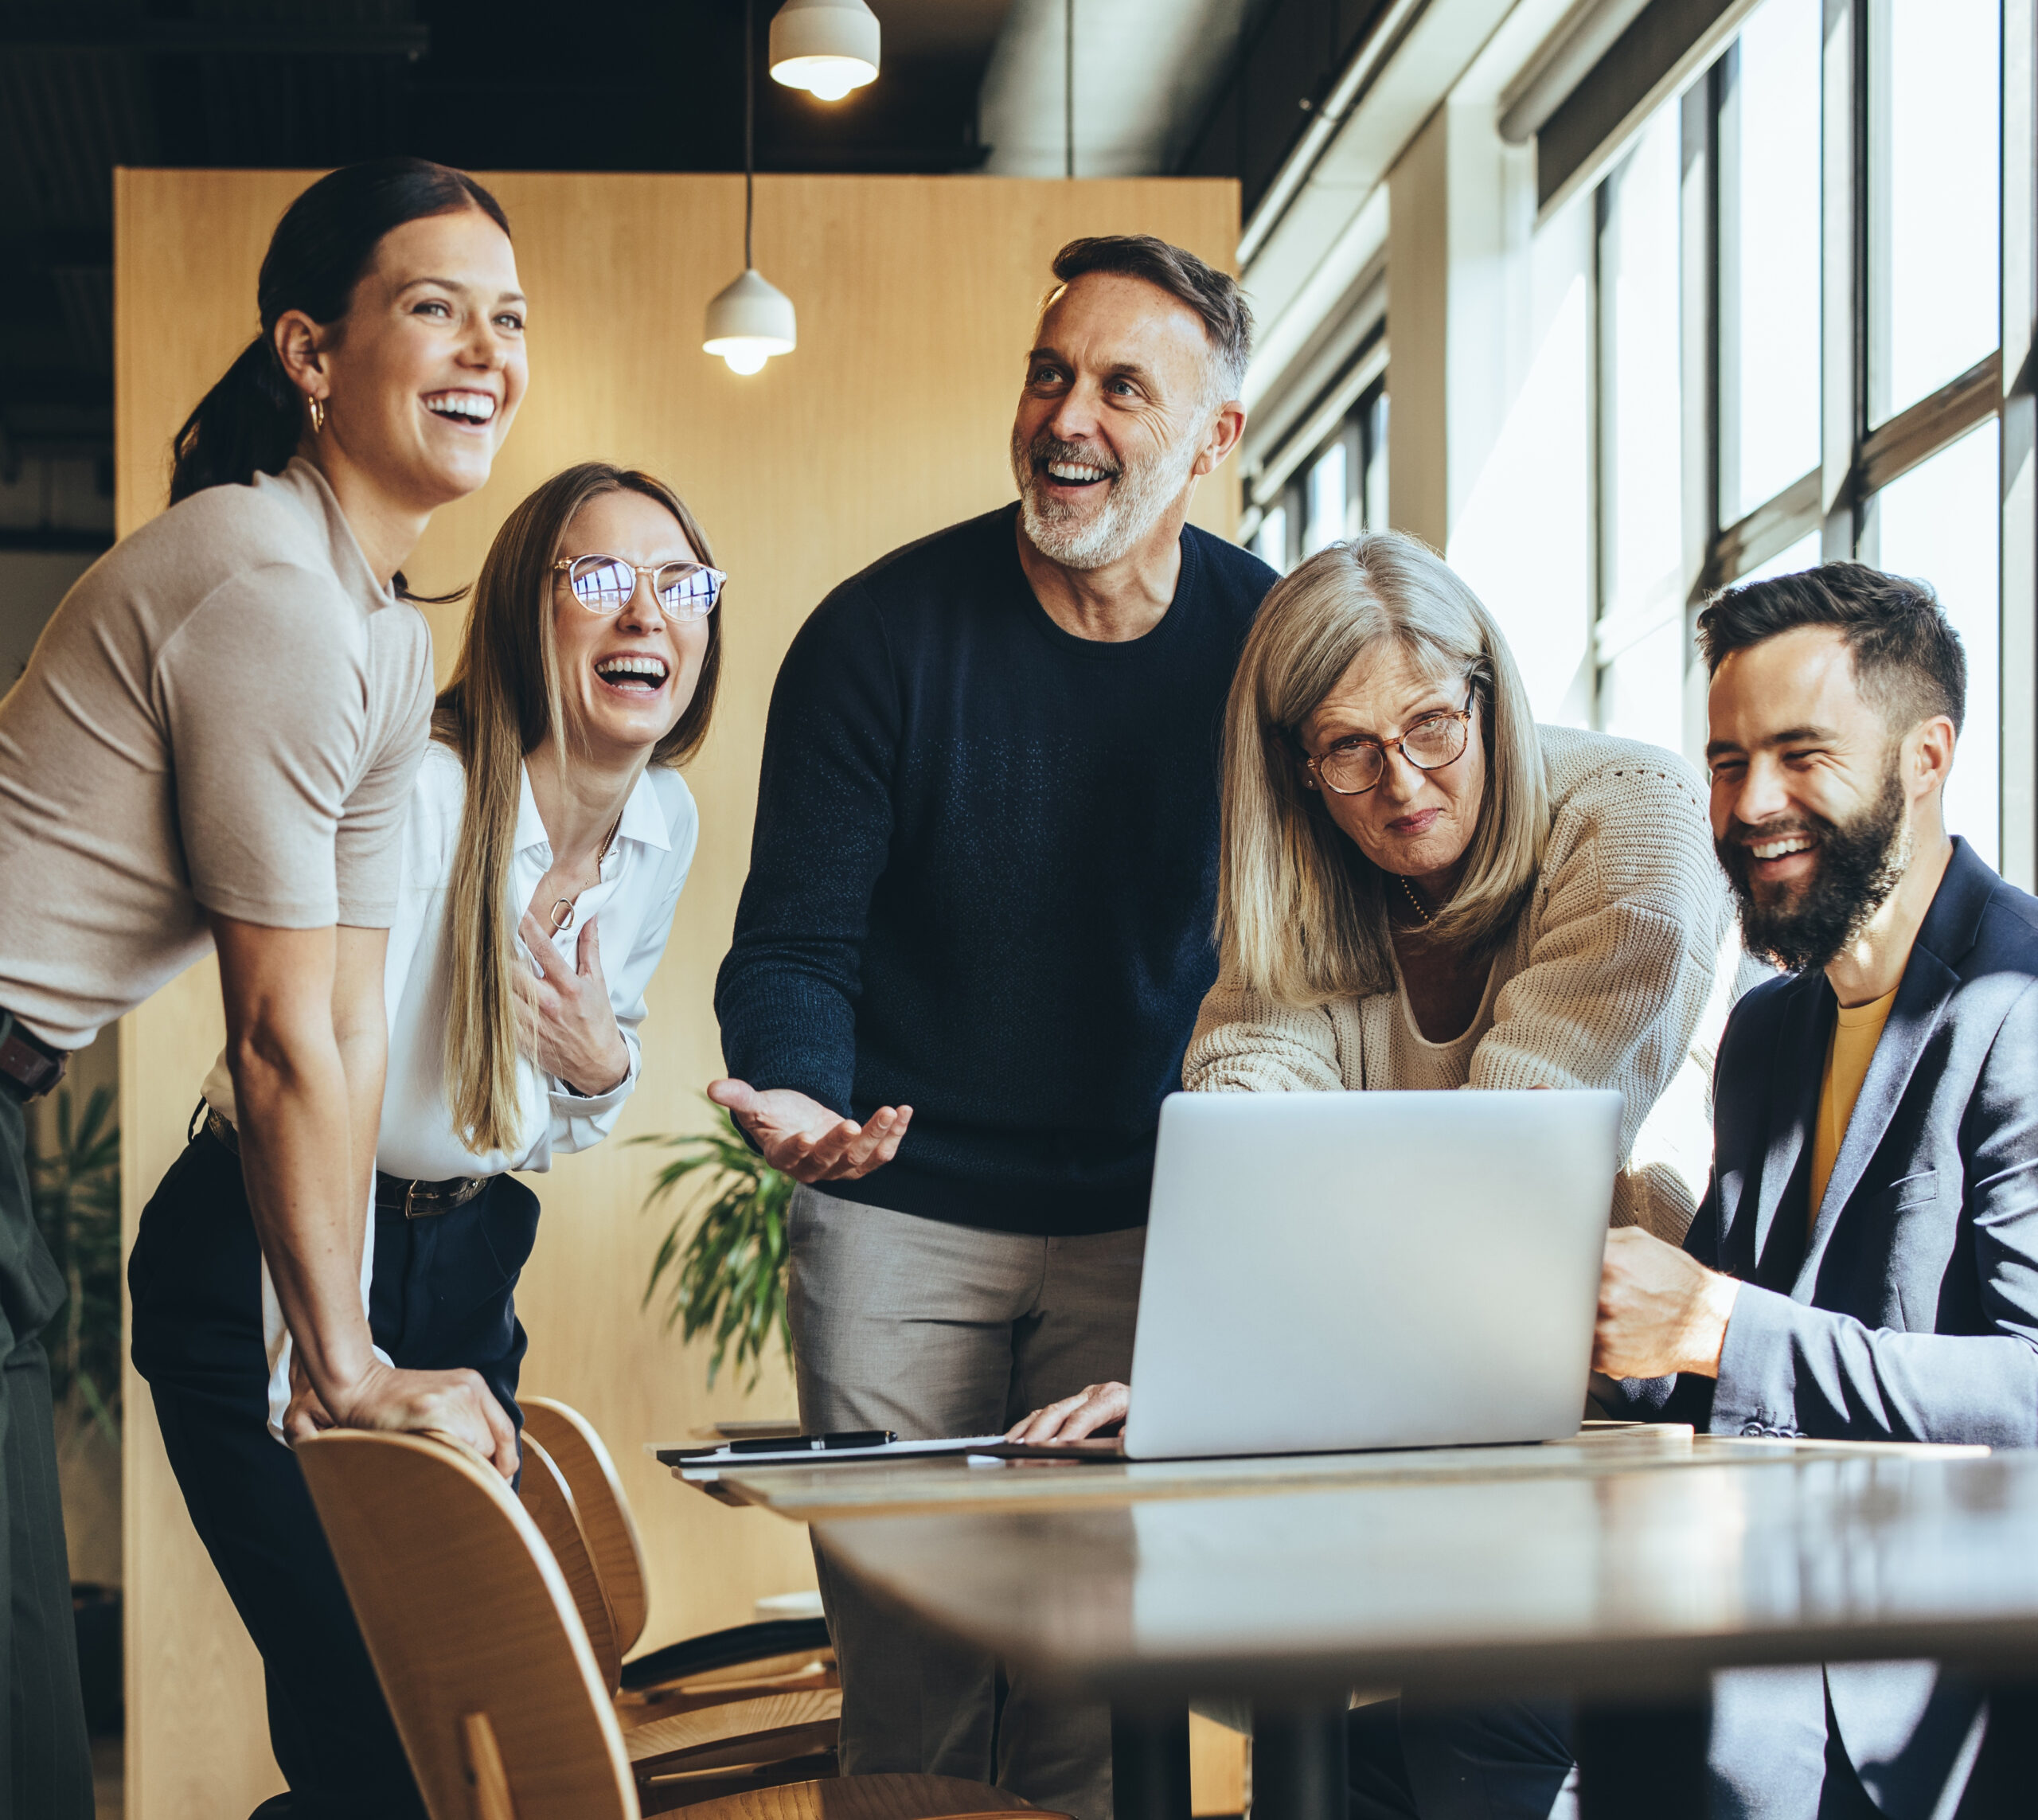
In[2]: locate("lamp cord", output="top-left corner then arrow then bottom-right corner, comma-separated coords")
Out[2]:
744,0 -> 755,268
1064,0 -> 1074,179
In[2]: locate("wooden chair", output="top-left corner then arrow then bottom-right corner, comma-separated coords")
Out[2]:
521,1397 -> 832,1706
297,1429 -> 1060,1820
515,1431 -> 840,1802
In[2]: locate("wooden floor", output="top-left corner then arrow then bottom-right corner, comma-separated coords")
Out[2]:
94,1736 -> 121,1820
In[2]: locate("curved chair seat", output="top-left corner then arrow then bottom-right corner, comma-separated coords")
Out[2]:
623,1687 -> 841,1779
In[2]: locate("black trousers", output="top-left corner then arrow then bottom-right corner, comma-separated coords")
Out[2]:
128,1127 -> 540,1820
1345,1691 -> 1900,1820
0,1087 -> 94,1820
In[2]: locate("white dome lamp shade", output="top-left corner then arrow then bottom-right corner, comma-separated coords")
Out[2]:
704,268 -> 797,377
705,0 -> 802,377
769,0 -> 880,102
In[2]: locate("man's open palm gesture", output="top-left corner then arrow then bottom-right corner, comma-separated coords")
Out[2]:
708,1078 -> 911,1182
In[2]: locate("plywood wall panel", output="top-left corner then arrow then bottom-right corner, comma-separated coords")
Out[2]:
116,167 -> 1239,1818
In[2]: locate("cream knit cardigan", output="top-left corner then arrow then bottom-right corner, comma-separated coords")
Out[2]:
1183,725 -> 1742,1241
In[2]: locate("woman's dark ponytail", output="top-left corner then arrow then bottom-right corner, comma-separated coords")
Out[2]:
169,336 -> 303,505
168,157 -> 511,506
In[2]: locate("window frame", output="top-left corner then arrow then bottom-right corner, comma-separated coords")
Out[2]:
1584,0 -> 2035,884
1242,369 -> 1391,572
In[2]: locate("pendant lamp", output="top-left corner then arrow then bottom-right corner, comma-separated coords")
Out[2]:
769,0 -> 880,102
705,0 -> 797,377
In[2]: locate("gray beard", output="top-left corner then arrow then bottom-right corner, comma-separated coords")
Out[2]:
1011,424 -> 1203,571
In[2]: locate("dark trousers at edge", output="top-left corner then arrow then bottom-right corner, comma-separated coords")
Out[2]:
129,1124 -> 537,1820
0,1087 -> 95,1820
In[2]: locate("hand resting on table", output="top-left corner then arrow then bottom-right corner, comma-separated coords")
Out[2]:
1007,1381 -> 1130,1444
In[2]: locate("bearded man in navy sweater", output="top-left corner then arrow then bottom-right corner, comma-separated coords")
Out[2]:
712,235 -> 1275,1820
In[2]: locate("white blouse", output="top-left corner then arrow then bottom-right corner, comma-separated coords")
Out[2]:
372,740 -> 697,1179
201,738 -> 698,1436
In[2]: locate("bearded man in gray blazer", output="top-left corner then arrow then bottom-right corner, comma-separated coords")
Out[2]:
1593,562 -> 2038,1819
1353,563 -> 2038,1820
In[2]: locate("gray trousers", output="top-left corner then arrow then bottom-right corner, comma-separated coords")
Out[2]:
787,1185 -> 1145,1820
0,1093 -> 93,1820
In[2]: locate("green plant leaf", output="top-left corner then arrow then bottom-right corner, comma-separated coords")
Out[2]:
634,1101 -> 795,1391
26,1084 -> 122,1428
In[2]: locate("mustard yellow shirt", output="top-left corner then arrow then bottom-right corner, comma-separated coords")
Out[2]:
1808,982 -> 1902,1225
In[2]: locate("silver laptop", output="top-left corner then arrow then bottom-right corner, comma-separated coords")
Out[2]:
1121,1089 -> 1622,1460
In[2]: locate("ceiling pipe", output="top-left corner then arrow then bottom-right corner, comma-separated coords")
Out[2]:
978,0 -> 1251,181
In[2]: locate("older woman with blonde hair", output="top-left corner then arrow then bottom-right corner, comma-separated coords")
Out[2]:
1186,529 -> 1732,1205
1011,529 -> 1736,1449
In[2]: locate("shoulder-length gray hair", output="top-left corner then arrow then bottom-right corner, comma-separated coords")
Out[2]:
1220,532 -> 1550,1006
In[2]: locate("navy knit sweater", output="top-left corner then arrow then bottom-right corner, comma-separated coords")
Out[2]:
715,505 -> 1278,1234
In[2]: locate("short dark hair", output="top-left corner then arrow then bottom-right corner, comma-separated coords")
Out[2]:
1046,234 -> 1254,400
1696,560 -> 1967,735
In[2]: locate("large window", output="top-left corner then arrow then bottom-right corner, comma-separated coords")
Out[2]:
1865,424 -> 2003,859
1246,376 -> 1389,572
1595,107 -> 1685,744
1868,0 -> 2000,428
1588,0 -> 2013,868
1716,0 -> 1823,525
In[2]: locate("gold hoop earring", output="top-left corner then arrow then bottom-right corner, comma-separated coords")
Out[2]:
309,397 -> 326,435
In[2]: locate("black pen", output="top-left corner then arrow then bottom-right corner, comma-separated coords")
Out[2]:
724,1429 -> 896,1454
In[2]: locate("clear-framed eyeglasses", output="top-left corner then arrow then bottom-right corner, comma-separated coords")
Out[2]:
552,554 -> 727,622
1302,696 -> 1475,796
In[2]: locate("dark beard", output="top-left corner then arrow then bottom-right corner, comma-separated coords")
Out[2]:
1716,759 -> 1909,974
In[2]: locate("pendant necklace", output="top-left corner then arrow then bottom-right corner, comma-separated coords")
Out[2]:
549,814 -> 623,934
1399,875 -> 1433,928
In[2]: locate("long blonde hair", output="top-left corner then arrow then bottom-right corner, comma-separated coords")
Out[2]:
1218,533 -> 1548,1006
434,463 -> 722,1155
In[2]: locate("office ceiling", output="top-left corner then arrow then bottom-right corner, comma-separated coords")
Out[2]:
0,0 -> 1018,502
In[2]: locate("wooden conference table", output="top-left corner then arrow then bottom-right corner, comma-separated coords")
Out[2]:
670,1427 -> 2038,1820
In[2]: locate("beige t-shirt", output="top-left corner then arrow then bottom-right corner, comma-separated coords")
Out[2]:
0,459 -> 434,1049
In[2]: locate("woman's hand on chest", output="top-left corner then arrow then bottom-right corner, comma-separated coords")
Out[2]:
513,907 -> 631,1096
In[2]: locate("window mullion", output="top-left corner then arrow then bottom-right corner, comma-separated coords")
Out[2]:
1823,0 -> 1863,558
1681,78 -> 1716,767
2001,0 -> 2036,891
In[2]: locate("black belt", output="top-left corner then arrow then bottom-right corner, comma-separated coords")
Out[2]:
199,1103 -> 486,1220
0,1008 -> 68,1103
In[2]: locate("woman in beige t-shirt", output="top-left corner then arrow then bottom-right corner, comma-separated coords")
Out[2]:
108,158 -> 529,1820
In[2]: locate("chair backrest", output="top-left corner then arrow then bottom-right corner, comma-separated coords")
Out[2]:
295,1429 -> 640,1820
517,1431 -> 623,1692
521,1396 -> 650,1654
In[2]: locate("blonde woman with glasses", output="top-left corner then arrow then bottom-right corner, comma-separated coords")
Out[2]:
1011,530 -> 1738,1451
131,460 -> 721,1820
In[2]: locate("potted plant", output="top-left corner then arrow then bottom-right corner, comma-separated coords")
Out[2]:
636,1104 -> 793,1391
27,1083 -> 123,1733
29,1084 -> 121,1445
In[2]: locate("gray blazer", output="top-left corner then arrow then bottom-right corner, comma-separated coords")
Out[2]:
1623,837 -> 2038,1816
